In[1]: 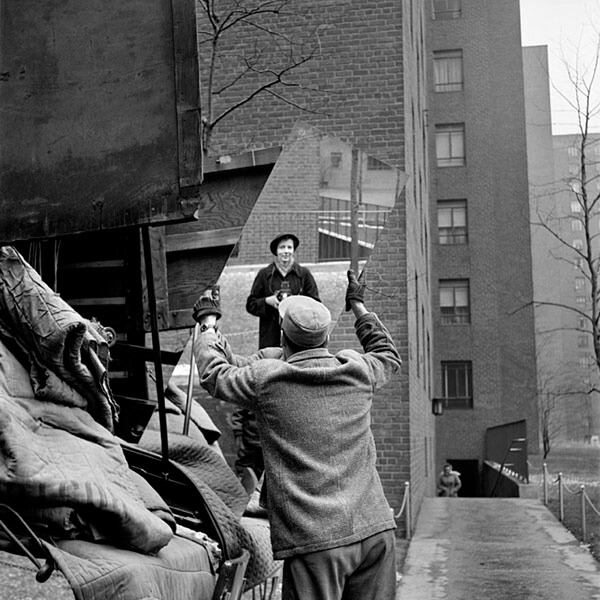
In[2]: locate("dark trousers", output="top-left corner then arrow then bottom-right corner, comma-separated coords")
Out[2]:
281,529 -> 397,600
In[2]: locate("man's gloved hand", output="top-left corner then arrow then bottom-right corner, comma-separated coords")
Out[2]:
345,269 -> 366,311
192,285 -> 222,323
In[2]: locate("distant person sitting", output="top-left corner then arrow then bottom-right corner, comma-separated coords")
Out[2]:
437,463 -> 462,497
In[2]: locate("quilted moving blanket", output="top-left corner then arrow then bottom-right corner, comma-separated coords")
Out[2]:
0,334 -> 174,553
0,247 -> 174,554
0,246 -> 117,430
45,534 -> 215,600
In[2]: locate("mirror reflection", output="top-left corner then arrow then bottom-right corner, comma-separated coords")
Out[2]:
170,124 -> 405,474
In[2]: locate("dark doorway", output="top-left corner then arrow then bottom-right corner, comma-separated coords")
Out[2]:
447,459 -> 480,497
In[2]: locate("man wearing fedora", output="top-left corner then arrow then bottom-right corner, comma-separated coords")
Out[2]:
233,233 -> 320,483
194,270 -> 401,600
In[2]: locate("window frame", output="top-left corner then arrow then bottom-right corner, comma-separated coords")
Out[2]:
435,123 -> 465,167
441,361 -> 473,409
439,278 -> 471,324
433,49 -> 463,92
432,0 -> 462,19
437,199 -> 467,245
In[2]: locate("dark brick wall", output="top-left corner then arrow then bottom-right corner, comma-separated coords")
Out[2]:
197,0 -> 406,167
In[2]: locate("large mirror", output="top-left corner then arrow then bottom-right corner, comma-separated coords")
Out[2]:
169,123 -> 406,471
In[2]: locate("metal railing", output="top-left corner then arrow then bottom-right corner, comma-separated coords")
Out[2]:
542,463 -> 600,542
490,437 -> 528,496
318,196 -> 391,261
394,481 -> 412,539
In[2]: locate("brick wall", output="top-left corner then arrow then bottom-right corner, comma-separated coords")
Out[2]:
195,0 -> 433,529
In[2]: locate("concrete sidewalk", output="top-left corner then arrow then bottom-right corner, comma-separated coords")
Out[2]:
397,497 -> 600,599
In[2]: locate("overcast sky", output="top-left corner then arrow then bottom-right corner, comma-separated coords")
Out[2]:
520,0 -> 600,134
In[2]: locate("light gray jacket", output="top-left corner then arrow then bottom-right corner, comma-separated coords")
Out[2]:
195,313 -> 401,559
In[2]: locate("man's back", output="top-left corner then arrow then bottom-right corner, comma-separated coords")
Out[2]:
198,312 -> 401,559
247,344 -> 394,558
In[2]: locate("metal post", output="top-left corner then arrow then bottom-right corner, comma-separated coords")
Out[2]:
141,225 -> 169,474
558,472 -> 564,522
350,147 -> 360,273
542,462 -> 548,505
580,485 -> 587,541
404,481 -> 412,540
182,323 -> 198,436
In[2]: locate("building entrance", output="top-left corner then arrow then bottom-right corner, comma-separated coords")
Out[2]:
447,459 -> 480,497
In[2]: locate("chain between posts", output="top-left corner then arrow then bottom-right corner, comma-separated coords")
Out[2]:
394,481 -> 412,540
543,463 -> 600,543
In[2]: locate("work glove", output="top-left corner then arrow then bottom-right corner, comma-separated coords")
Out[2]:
345,269 -> 366,311
192,285 -> 222,322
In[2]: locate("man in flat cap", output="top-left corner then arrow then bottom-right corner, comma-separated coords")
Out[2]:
233,233 -> 320,484
194,270 -> 401,600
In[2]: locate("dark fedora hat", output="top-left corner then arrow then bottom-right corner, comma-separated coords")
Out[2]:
269,233 -> 300,255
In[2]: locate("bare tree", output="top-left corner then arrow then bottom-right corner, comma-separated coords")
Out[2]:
531,34 -> 600,383
537,359 -> 591,458
196,0 -> 329,154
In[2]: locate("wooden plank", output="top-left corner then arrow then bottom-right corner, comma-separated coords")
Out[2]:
0,0 -> 201,243
166,227 -> 242,253
111,343 -> 183,366
62,260 -> 126,269
169,308 -> 196,330
141,227 -> 170,331
171,0 -> 202,188
68,297 -> 126,306
203,147 -> 282,174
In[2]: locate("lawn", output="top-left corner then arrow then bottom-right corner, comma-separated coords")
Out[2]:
529,444 -> 600,562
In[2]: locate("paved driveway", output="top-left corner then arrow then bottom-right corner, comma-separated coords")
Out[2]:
398,498 -> 600,600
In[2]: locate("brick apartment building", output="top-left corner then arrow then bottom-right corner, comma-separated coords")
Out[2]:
193,0 -> 435,527
427,0 -> 538,493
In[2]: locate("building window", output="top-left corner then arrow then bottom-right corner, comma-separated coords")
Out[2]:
330,152 -> 342,168
573,239 -> 584,250
441,361 -> 472,409
433,0 -> 461,19
567,147 -> 578,157
570,200 -> 582,213
578,335 -> 589,348
571,219 -> 583,231
435,124 -> 465,167
576,296 -> 586,304
575,277 -> 585,291
438,200 -> 467,244
433,50 -> 463,92
440,279 -> 470,324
